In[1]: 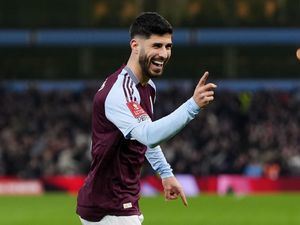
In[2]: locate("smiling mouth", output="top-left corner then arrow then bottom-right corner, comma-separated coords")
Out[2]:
151,60 -> 164,67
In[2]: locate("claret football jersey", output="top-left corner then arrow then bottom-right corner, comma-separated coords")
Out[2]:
76,65 -> 157,221
77,65 -> 201,222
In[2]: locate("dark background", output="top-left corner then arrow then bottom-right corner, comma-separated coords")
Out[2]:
0,0 -> 299,79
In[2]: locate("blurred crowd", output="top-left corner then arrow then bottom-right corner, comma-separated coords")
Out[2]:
1,81 -> 300,179
0,85 -> 93,178
154,85 -> 300,179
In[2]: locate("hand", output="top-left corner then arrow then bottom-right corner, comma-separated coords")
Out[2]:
193,71 -> 217,108
161,176 -> 188,207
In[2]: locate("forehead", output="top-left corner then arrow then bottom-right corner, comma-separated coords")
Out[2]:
145,33 -> 172,44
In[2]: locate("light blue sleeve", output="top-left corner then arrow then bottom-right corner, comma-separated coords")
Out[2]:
128,97 -> 200,148
105,76 -> 200,148
104,77 -> 200,178
145,145 -> 174,179
105,75 -> 152,137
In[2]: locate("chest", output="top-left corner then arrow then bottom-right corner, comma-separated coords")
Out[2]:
137,85 -> 155,120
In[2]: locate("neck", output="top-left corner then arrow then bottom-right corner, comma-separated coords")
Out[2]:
127,56 -> 149,86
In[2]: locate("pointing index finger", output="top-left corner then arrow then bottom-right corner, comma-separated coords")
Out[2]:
197,71 -> 209,88
179,189 -> 188,207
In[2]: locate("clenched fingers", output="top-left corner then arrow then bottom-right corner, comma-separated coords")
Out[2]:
164,188 -> 188,207
165,190 -> 178,200
200,83 -> 217,92
193,73 -> 217,108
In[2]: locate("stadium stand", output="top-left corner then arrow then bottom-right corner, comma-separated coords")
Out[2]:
1,81 -> 300,178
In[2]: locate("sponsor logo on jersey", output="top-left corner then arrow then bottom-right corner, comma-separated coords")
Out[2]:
123,202 -> 132,209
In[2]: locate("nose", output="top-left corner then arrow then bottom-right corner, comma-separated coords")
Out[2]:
158,47 -> 168,59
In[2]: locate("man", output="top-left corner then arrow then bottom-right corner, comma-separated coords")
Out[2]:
76,12 -> 217,225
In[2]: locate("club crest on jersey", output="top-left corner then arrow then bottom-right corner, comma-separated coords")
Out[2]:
126,101 -> 149,122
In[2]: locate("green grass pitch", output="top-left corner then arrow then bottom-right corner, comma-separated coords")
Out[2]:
0,193 -> 300,225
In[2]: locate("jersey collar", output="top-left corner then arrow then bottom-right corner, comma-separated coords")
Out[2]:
124,66 -> 140,85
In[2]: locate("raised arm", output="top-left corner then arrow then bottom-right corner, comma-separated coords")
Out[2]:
105,71 -> 216,148
128,72 -> 217,147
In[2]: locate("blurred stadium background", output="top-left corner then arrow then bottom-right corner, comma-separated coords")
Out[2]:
1,0 -> 300,224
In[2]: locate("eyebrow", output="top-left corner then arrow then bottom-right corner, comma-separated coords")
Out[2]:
152,42 -> 173,47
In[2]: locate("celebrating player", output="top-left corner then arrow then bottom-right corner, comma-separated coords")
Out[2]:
76,12 -> 217,225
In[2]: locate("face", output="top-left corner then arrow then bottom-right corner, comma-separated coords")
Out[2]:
137,34 -> 172,79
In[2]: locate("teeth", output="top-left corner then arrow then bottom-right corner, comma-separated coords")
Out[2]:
153,60 -> 163,66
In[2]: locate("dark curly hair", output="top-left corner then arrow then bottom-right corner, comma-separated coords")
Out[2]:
129,12 -> 173,39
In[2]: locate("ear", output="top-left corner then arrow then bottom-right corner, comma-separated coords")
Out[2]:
130,39 -> 139,55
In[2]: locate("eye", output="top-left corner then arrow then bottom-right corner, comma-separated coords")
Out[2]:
152,43 -> 162,48
166,44 -> 173,50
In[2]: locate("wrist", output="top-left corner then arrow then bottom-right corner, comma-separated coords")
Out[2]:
187,97 -> 201,114
160,171 -> 174,179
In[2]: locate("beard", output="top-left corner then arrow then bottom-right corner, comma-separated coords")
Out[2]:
138,50 -> 168,79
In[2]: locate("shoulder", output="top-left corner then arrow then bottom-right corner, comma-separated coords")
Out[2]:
94,66 -> 127,104
104,68 -> 141,106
